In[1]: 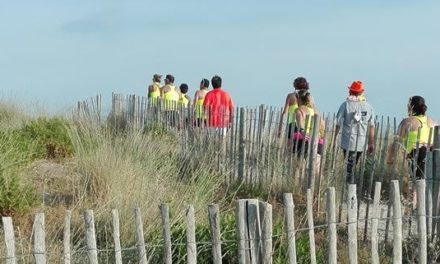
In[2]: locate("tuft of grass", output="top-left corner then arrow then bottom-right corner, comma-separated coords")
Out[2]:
67,119 -> 225,242
0,101 -> 30,130
0,132 -> 36,216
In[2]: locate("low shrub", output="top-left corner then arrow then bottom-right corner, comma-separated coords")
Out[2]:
0,132 -> 36,216
13,117 -> 73,160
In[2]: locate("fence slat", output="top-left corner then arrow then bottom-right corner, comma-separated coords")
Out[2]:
238,107 -> 246,182
259,201 -> 272,264
111,209 -> 123,264
247,199 -> 261,264
306,189 -> 317,264
236,200 -> 250,264
63,210 -> 71,264
208,204 -> 222,264
160,204 -> 172,264
432,126 -> 440,239
186,205 -> 197,264
84,210 -> 98,264
33,213 -> 46,264
134,208 -> 147,264
426,151 -> 433,240
347,184 -> 358,264
307,114 -> 320,192
371,182 -> 381,264
391,180 -> 402,263
417,180 -> 427,264
283,193 -> 297,264
326,187 -> 337,264
2,217 -> 17,264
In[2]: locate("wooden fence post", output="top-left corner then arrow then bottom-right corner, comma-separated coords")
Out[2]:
307,114 -> 320,193
417,180 -> 427,264
160,204 -> 172,264
326,187 -> 337,264
283,193 -> 297,264
33,213 -> 46,264
111,209 -> 123,264
432,126 -> 440,239
84,210 -> 98,264
247,199 -> 261,264
208,204 -> 222,264
2,217 -> 17,264
391,180 -> 402,263
236,200 -> 249,264
63,210 -> 71,264
306,189 -> 317,264
259,201 -> 273,264
371,182 -> 381,264
347,184 -> 358,264
186,205 -> 197,264
426,151 -> 433,239
134,208 -> 147,264
238,107 -> 247,182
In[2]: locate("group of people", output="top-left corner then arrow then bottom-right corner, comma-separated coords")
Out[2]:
147,73 -> 234,134
147,73 -> 437,183
279,76 -> 437,183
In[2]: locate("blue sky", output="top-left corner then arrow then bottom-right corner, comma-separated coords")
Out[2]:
1,1 -> 439,120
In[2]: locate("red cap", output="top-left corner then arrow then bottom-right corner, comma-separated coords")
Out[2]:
348,81 -> 364,93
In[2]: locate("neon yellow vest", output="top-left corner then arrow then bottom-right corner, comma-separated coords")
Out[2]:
178,95 -> 189,108
163,85 -> 179,109
288,103 -> 298,124
303,107 -> 315,135
148,82 -> 161,103
195,98 -> 206,119
406,115 -> 431,151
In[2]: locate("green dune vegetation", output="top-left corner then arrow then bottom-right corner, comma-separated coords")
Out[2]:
0,100 -> 332,263
0,99 -> 432,263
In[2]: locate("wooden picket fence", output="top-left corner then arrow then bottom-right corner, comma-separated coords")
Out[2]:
76,93 -> 408,189
74,93 -> 433,197
0,181 -> 434,263
75,94 -> 440,217
52,92 -> 440,262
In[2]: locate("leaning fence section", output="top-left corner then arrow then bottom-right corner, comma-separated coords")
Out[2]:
0,180 -> 436,263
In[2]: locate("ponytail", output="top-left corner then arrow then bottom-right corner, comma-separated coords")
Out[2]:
409,95 -> 427,116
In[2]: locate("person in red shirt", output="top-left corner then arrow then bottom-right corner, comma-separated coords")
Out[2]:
203,75 -> 234,136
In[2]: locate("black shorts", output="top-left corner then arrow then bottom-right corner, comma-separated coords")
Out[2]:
408,146 -> 428,180
287,123 -> 294,139
293,139 -> 324,157
194,118 -> 207,127
342,150 -> 363,164
164,110 -> 178,127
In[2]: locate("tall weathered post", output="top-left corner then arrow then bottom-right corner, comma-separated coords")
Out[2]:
432,126 -> 440,239
238,107 -> 247,183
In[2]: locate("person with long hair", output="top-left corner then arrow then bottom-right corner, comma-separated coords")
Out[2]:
278,77 -> 313,138
387,96 -> 438,179
292,89 -> 325,156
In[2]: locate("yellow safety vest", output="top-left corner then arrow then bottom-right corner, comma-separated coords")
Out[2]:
406,115 -> 431,151
148,82 -> 161,104
163,85 -> 179,110
195,98 -> 206,119
288,103 -> 298,124
178,95 -> 189,108
303,107 -> 315,135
